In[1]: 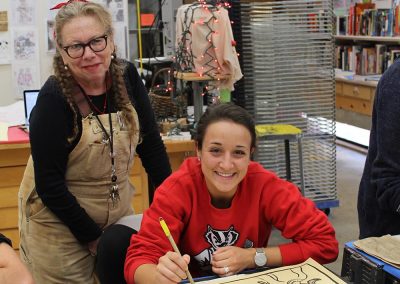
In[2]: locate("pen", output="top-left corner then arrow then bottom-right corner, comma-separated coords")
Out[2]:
159,217 -> 195,284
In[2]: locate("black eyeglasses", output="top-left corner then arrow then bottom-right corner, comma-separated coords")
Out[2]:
62,35 -> 108,59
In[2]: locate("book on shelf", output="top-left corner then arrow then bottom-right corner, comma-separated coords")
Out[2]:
335,43 -> 400,75
339,2 -> 400,36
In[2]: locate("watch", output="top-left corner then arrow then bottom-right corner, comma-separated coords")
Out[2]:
254,248 -> 267,267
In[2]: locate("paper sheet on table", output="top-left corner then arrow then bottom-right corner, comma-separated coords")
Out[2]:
0,100 -> 25,126
354,235 -> 400,269
201,258 -> 346,283
0,122 -> 8,141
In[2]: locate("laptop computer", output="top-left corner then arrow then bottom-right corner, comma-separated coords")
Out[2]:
22,89 -> 40,129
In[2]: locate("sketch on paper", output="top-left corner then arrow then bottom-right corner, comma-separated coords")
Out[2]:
13,29 -> 37,61
46,20 -> 56,53
11,0 -> 35,26
13,65 -> 39,98
106,0 -> 125,22
202,259 -> 346,284
0,37 -> 11,65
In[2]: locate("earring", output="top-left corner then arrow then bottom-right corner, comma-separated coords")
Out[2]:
197,156 -> 201,161
111,54 -> 115,60
64,64 -> 68,70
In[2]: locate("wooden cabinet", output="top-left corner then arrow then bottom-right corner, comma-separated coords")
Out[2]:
0,140 -> 195,249
335,78 -> 377,116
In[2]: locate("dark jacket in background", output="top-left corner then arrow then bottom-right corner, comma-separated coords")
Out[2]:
358,59 -> 400,238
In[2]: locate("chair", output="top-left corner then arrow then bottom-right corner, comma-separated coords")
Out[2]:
255,124 -> 305,195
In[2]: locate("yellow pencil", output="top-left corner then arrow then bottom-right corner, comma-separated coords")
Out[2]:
159,217 -> 195,284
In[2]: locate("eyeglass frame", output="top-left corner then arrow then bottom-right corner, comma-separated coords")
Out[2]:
62,34 -> 109,59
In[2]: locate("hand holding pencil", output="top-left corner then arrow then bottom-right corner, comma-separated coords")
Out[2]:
159,217 -> 195,284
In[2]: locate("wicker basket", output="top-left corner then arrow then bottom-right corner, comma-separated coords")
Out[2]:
149,68 -> 187,119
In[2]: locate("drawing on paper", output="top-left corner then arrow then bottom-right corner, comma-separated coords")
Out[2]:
0,38 -> 11,65
203,259 -> 346,284
13,29 -> 37,61
11,0 -> 35,26
106,0 -> 124,22
13,65 -> 39,98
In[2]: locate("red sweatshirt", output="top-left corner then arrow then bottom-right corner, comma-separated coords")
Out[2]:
124,157 -> 338,283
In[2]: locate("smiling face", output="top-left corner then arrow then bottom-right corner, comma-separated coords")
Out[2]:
59,15 -> 114,88
198,120 -> 253,200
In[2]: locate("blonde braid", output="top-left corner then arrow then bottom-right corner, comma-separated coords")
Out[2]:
53,53 -> 80,143
109,57 -> 138,139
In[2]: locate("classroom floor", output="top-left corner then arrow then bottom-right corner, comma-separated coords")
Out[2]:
269,141 -> 367,276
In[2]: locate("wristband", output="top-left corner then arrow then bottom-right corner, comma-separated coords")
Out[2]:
0,234 -> 12,247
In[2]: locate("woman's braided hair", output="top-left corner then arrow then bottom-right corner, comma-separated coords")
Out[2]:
53,1 -> 137,143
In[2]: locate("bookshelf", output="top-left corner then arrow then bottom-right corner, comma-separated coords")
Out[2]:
334,35 -> 399,121
334,2 -> 400,124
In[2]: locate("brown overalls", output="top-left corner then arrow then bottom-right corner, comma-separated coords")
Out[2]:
18,107 -> 139,283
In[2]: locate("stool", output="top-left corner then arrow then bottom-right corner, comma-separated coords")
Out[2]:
175,72 -> 229,122
255,124 -> 305,195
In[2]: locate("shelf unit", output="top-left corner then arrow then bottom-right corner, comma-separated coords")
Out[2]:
231,0 -> 338,211
334,35 -> 400,123
335,35 -> 400,43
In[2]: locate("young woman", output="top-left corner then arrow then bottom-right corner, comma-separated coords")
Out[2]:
125,103 -> 338,284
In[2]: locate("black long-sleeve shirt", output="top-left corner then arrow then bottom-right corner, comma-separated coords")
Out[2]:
358,59 -> 400,238
29,61 -> 171,243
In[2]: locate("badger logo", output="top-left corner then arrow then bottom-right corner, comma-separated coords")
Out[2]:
194,225 -> 239,268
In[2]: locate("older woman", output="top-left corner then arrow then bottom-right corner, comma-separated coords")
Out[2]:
18,1 -> 171,283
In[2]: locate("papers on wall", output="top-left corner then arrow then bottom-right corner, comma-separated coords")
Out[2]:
10,0 -> 40,98
0,35 -> 11,65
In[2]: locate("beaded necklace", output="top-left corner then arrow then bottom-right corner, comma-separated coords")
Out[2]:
79,82 -> 120,207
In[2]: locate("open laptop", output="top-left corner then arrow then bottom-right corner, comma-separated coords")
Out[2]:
22,89 -> 40,130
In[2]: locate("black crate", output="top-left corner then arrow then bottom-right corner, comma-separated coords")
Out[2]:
341,246 -> 400,284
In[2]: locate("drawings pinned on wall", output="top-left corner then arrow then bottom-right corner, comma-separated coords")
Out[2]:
12,28 -> 38,61
0,37 -> 11,65
12,64 -> 40,98
7,0 -> 40,98
201,258 -> 346,284
11,0 -> 36,27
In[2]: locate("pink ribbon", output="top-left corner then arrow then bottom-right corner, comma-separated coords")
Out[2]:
50,0 -> 88,10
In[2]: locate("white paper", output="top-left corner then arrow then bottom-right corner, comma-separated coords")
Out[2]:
11,0 -> 36,26
12,64 -> 40,98
0,100 -> 25,126
0,36 -> 11,64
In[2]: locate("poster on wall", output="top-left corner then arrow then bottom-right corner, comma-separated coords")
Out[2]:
12,28 -> 38,61
0,36 -> 11,64
12,64 -> 40,98
11,0 -> 36,27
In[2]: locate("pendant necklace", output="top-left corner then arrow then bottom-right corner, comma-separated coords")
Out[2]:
85,93 -> 108,114
79,82 -> 120,207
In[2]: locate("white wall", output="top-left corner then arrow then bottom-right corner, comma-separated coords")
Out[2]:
0,1 -> 56,106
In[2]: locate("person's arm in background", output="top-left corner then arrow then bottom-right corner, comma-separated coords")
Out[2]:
124,62 -> 172,187
0,233 -> 35,284
370,65 -> 400,213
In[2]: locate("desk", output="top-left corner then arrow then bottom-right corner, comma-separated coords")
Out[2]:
0,138 -> 195,249
341,241 -> 400,283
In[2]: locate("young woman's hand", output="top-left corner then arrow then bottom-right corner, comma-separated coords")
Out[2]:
155,251 -> 191,283
211,246 -> 254,277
